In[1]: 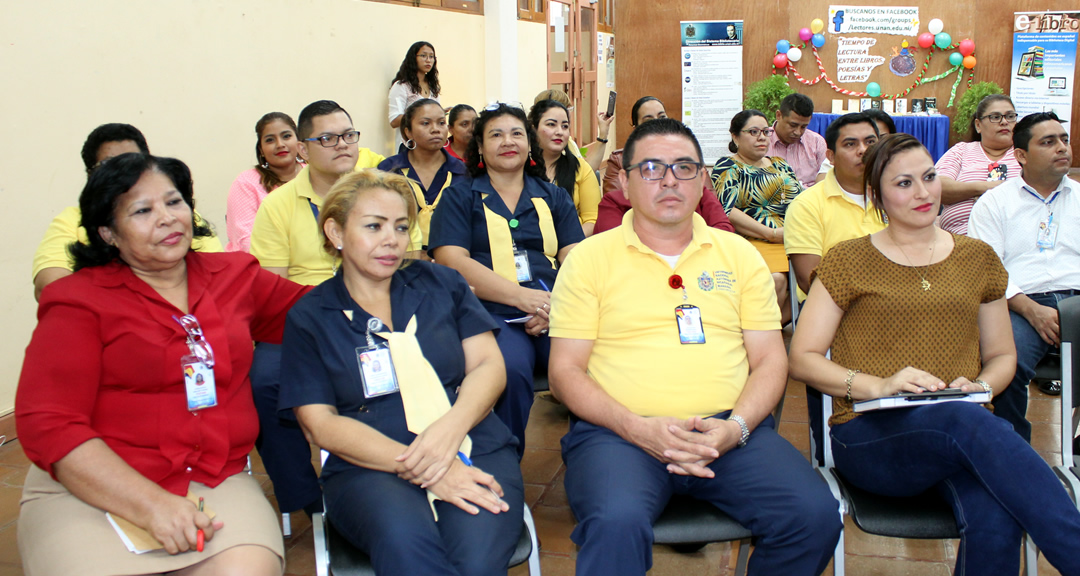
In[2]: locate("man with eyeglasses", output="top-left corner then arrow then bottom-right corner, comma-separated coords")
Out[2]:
249,100 -> 420,521
768,93 -> 828,189
548,118 -> 841,576
970,112 -> 1080,441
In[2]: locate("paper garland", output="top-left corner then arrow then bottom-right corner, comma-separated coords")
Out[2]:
777,42 -> 975,107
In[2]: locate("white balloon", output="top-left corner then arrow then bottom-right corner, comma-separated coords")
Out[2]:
928,18 -> 944,35
787,47 -> 803,62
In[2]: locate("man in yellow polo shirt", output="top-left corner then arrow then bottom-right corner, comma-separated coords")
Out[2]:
248,99 -> 414,520
785,113 -> 884,298
32,123 -> 222,300
548,118 -> 840,576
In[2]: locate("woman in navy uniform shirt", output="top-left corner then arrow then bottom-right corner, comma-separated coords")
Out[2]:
429,103 -> 585,455
278,170 -> 524,576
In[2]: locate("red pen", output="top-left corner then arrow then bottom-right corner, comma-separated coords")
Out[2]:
196,497 -> 205,552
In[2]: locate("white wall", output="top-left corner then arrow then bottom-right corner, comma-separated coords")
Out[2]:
0,0 -> 548,419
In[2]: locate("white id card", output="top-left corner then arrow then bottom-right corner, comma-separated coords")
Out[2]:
356,345 -> 399,398
1037,220 -> 1058,250
675,304 -> 706,344
514,248 -> 533,283
182,355 -> 218,410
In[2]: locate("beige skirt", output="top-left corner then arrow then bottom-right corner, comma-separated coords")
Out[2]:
18,466 -> 285,576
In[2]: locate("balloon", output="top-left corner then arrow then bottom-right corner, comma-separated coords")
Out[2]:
773,53 -> 789,68
959,38 -> 975,56
949,52 -> 963,66
963,55 -> 977,69
777,39 -> 791,54
928,18 -> 944,35
866,82 -> 882,98
799,28 -> 813,42
917,32 -> 935,49
934,32 -> 952,49
811,19 -> 824,34
812,33 -> 826,48
787,47 -> 803,62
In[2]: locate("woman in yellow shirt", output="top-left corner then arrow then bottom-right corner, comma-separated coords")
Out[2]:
528,99 -> 602,236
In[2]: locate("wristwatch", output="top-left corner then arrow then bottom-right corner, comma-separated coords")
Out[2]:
729,414 -> 750,448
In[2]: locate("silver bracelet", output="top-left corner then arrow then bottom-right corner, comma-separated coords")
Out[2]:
974,379 -> 992,394
729,414 -> 750,448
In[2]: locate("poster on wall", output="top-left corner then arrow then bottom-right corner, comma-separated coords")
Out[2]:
1012,12 -> 1078,125
680,20 -> 743,165
827,6 -> 919,36
598,33 -> 615,89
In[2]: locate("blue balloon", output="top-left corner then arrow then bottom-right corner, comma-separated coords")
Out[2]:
776,39 -> 791,54
812,33 -> 825,48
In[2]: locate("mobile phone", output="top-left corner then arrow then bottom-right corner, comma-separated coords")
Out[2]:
606,91 -> 617,118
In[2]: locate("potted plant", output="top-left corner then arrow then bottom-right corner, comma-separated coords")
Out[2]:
743,75 -> 796,125
953,81 -> 1004,137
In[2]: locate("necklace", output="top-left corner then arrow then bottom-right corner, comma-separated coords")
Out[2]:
888,229 -> 937,291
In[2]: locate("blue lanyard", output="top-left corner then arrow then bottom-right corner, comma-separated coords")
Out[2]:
308,199 -> 319,221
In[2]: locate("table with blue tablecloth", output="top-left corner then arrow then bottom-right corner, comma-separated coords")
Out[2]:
807,113 -> 951,162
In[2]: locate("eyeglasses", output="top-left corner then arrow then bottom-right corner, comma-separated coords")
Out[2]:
484,101 -> 525,112
304,130 -> 361,147
418,53 -> 436,61
979,112 -> 1018,124
625,160 -> 703,181
741,128 -> 775,138
173,314 -> 215,367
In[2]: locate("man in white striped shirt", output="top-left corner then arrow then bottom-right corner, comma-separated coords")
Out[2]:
969,111 -> 1079,443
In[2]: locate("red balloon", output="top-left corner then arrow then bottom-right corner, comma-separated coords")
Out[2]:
773,53 -> 789,68
959,39 -> 975,57
917,32 -> 934,49
963,55 -> 977,69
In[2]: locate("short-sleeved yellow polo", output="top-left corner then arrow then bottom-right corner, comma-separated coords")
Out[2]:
783,169 -> 886,299
549,210 -> 781,418
32,206 -> 223,280
356,148 -> 386,170
250,161 -> 420,286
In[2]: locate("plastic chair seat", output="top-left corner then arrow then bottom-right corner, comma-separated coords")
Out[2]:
323,514 -> 533,575
831,470 -> 958,539
651,494 -> 752,545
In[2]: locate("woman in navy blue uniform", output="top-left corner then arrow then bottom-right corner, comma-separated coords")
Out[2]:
278,170 -> 524,576
429,103 -> 585,455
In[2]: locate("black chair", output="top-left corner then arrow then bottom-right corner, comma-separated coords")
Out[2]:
651,495 -> 752,575
1054,296 -> 1080,506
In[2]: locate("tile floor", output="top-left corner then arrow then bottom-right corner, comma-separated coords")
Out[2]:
0,379 -> 1072,575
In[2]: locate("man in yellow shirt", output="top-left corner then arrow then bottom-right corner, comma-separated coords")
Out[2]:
785,113 -> 884,297
32,123 -> 222,300
548,118 -> 840,576
248,100 -> 412,519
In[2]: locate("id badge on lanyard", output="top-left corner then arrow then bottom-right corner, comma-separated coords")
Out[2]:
357,318 -> 400,398
1037,214 -> 1058,251
513,243 -> 533,283
675,304 -> 706,344
173,314 -> 218,411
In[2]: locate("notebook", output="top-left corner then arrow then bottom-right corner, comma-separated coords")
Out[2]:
853,388 -> 991,412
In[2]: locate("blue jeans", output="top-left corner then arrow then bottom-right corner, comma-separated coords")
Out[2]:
563,414 -> 842,576
831,403 -> 1080,576
490,314 -> 550,459
250,342 -> 322,513
996,292 -> 1071,443
323,444 -> 524,576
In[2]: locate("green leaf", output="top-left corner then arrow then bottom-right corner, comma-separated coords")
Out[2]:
742,75 -> 796,125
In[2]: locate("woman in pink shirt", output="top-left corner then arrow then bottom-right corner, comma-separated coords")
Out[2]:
225,112 -> 304,252
936,95 -> 1021,235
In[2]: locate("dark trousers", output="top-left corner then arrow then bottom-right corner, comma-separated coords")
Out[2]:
323,444 -> 525,576
250,342 -> 321,513
996,291 -> 1074,443
832,402 -> 1080,575
490,315 -> 550,458
562,414 -> 842,576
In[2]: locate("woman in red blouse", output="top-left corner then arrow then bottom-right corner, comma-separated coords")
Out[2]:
16,153 -> 308,576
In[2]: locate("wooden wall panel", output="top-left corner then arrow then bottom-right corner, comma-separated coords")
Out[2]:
615,0 -> 1080,155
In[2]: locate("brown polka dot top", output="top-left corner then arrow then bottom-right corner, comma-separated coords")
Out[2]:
814,233 -> 1008,426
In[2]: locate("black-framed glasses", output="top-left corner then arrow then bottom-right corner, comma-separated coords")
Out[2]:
741,128 -> 775,138
979,112 -> 1018,124
173,314 -> 215,367
304,130 -> 361,147
625,160 -> 703,181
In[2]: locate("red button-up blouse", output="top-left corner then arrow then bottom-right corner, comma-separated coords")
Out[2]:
16,252 -> 309,495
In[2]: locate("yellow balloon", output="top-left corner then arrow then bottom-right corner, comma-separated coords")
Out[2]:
811,19 -> 824,34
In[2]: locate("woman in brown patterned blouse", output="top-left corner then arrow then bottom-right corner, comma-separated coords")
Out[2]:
789,133 -> 1080,575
